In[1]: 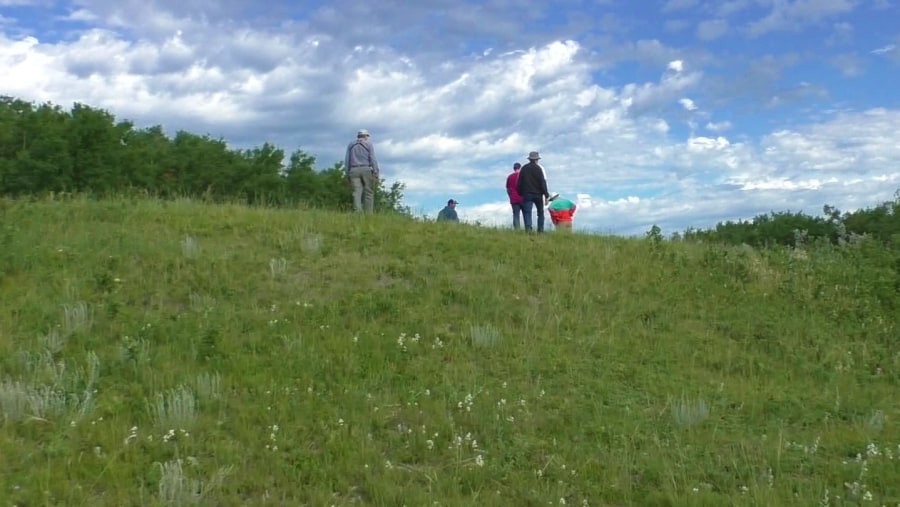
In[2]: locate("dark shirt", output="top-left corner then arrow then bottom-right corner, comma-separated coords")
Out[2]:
516,161 -> 548,198
436,206 -> 459,222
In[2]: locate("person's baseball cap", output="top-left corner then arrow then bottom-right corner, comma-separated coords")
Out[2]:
448,199 -> 459,205
357,129 -> 370,137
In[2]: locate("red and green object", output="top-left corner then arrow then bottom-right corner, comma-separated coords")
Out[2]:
548,197 -> 576,224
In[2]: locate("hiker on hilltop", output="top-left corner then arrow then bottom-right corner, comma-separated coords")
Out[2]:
516,151 -> 551,233
548,195 -> 577,232
344,129 -> 380,214
436,199 -> 460,222
506,162 -> 524,229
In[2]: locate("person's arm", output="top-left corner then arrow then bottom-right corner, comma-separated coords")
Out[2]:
344,144 -> 351,176
368,141 -> 379,176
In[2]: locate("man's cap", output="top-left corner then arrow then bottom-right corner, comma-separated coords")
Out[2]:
448,199 -> 459,205
528,151 -> 541,160
357,129 -> 370,137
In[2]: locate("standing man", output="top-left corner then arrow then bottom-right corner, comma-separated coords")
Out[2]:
344,129 -> 380,213
436,199 -> 460,222
516,151 -> 550,233
505,162 -> 524,229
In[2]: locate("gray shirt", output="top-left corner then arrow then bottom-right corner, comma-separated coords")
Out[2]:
345,139 -> 380,175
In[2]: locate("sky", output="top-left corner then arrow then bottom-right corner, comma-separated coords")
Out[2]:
1,0 -> 899,236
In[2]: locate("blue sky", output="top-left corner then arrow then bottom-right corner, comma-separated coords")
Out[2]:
2,0 -> 899,235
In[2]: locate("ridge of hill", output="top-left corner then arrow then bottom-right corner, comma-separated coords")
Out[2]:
0,195 -> 897,506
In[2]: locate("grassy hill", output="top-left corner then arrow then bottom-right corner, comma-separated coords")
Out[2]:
1,195 -> 897,506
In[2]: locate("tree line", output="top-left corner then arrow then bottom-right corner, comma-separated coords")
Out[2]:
674,195 -> 900,248
3,94 -> 898,249
0,96 -> 410,214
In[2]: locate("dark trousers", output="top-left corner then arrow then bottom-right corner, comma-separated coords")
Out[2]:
511,203 -> 524,229
521,194 -> 545,232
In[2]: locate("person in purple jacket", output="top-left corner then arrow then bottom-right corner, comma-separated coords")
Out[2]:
505,162 -> 524,229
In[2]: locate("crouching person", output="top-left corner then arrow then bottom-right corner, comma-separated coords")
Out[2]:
548,196 -> 577,232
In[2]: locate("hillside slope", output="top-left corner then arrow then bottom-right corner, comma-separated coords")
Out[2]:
1,196 -> 898,506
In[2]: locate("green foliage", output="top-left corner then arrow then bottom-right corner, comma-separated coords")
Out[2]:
682,192 -> 900,250
0,195 -> 897,505
0,95 -> 411,215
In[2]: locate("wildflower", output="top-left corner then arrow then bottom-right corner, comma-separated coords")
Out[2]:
124,426 -> 139,445
475,455 -> 484,467
458,393 -> 474,412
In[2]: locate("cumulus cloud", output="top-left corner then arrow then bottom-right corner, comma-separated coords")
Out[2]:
0,0 -> 898,237
679,98 -> 698,111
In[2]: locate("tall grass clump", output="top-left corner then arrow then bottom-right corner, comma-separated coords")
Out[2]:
671,395 -> 710,428
470,324 -> 503,347
150,385 -> 198,429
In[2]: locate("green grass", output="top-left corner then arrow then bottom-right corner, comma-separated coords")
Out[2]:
1,195 -> 898,506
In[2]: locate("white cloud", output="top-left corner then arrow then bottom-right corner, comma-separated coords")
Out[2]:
679,98 -> 698,111
705,120 -> 732,132
0,1 -> 898,238
871,44 -> 896,54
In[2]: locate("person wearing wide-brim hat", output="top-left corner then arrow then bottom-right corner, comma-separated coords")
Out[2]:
515,151 -> 551,232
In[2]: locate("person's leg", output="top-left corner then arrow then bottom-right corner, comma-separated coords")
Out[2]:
511,203 -> 522,229
535,198 -> 545,232
348,167 -> 364,212
361,169 -> 376,214
557,221 -> 573,232
521,199 -> 534,231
